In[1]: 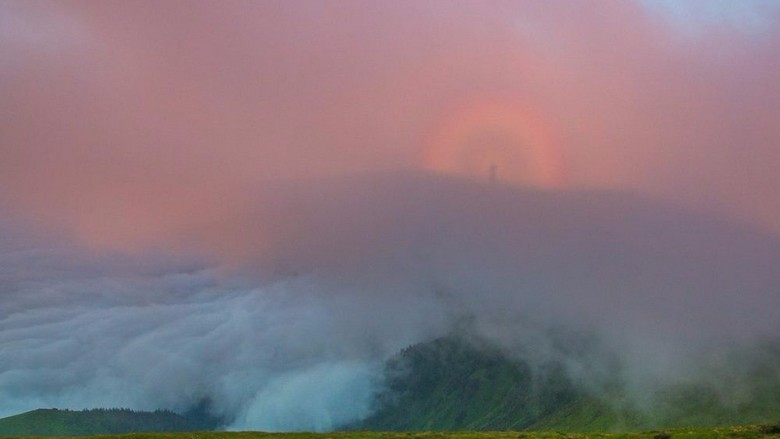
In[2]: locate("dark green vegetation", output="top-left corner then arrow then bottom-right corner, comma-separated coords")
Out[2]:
4,426 -> 780,439
358,335 -> 625,431
358,335 -> 780,432
0,407 -> 219,436
2,335 -> 779,436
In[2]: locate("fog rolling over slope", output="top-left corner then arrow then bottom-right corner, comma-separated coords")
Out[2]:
1,172 -> 780,431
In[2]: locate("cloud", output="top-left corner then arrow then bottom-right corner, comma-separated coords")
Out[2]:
0,250 -> 434,428
2,0 -> 780,430
2,174 -> 780,429
1,0 -> 780,248
0,200 -> 451,429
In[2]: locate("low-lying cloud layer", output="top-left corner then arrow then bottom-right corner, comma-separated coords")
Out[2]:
2,0 -> 780,431
2,174 -> 780,429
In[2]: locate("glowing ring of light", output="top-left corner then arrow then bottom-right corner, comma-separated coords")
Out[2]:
421,99 -> 567,188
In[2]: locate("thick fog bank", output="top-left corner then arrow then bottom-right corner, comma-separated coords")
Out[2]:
1,174 -> 779,429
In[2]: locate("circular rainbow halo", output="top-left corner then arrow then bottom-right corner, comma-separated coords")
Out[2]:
421,99 -> 567,189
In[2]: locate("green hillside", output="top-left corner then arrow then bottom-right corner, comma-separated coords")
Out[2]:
358,335 -> 623,431
3,337 -> 779,435
0,408 -> 217,436
359,335 -> 780,432
4,426 -> 780,439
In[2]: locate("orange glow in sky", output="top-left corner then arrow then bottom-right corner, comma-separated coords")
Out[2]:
1,0 -> 780,251
422,99 -> 567,188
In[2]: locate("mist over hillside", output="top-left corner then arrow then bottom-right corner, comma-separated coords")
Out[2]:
360,333 -> 780,431
1,172 -> 779,431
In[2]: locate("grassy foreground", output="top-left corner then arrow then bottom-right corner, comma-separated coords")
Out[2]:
4,425 -> 780,439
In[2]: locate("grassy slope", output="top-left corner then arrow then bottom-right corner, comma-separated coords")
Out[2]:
3,425 -> 780,439
0,409 -> 203,436
3,338 -> 779,436
359,335 -> 780,432
359,335 -> 617,431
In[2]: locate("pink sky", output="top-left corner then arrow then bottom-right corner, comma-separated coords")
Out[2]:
2,2 -> 780,425
2,0 -> 779,250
